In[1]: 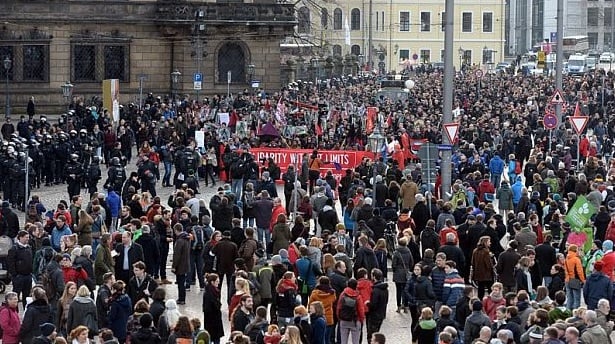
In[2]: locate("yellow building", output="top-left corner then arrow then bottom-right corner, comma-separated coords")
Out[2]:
296,0 -> 506,72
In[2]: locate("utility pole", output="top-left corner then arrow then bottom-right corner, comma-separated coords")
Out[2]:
194,9 -> 206,102
368,0 -> 373,70
441,0 -> 454,201
555,0 -> 564,123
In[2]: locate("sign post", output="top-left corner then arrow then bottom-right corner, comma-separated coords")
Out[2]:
569,115 -> 589,171
475,70 -> 483,98
543,112 -> 558,153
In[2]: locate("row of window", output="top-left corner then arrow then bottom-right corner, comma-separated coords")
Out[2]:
0,43 -> 128,82
400,11 -> 493,33
588,32 -> 613,49
398,48 -> 492,64
588,8 -> 613,26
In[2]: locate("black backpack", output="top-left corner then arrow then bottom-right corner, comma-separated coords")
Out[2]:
244,191 -> 256,209
231,160 -> 246,179
338,294 -> 358,321
192,225 -> 206,251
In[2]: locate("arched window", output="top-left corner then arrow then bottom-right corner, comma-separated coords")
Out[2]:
351,45 -> 361,55
298,7 -> 310,34
334,8 -> 342,30
351,8 -> 361,30
333,45 -> 342,56
217,42 -> 246,83
321,8 -> 328,29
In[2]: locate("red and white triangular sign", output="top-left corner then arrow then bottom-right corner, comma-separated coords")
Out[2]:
550,89 -> 565,104
569,116 -> 589,134
443,123 -> 460,144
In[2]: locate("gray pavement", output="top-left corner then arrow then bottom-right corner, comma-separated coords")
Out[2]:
5,158 -> 414,342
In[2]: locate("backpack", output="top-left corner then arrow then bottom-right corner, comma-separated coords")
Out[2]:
192,226 -> 205,251
27,203 -> 41,223
88,164 -> 101,181
244,191 -> 256,209
231,160 -> 247,179
515,160 -> 522,175
35,247 -> 55,279
526,201 -> 537,214
338,294 -> 358,321
194,330 -> 210,344
41,270 -> 58,300
420,229 -> 440,252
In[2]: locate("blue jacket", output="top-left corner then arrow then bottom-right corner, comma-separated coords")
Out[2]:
107,191 -> 121,217
430,266 -> 447,301
310,314 -> 327,344
511,178 -> 524,204
583,272 -> 613,310
108,293 -> 132,341
442,269 -> 465,307
343,208 -> 355,231
489,155 -> 505,175
51,224 -> 72,251
296,257 -> 318,288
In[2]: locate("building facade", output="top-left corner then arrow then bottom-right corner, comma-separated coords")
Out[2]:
294,0 -> 506,72
0,0 -> 295,115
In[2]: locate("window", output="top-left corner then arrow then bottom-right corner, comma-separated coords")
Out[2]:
298,7 -> 310,34
399,49 -> 409,60
420,49 -> 430,63
334,8 -> 342,30
0,46 -> 14,81
588,32 -> 598,49
463,49 -> 472,65
462,12 -> 472,32
588,8 -> 599,26
400,12 -> 410,31
73,45 -> 96,81
23,45 -> 47,81
351,45 -> 361,55
333,45 -> 342,56
376,12 -> 379,32
606,33 -> 612,48
321,8 -> 328,29
606,9 -> 613,27
351,9 -> 361,30
104,46 -> 126,80
381,12 -> 385,31
420,12 -> 431,32
482,12 -> 493,32
217,42 -> 246,83
441,12 -> 446,31
441,49 -> 445,62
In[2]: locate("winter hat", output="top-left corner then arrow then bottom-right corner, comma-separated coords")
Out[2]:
594,260 -> 605,272
1,201 -> 8,208
141,225 -> 151,234
140,312 -> 153,327
40,323 -> 56,337
202,215 -> 211,226
472,300 -> 483,311
531,191 -> 540,200
279,248 -> 289,259
415,194 -> 425,202
604,240 -> 614,252
375,175 -> 383,183
364,197 -> 373,205
294,237 -> 305,246
529,327 -> 543,340
271,255 -> 282,265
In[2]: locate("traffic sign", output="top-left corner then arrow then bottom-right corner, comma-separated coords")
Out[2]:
543,113 -> 558,129
412,54 -> 419,61
194,73 -> 203,90
443,122 -> 460,144
193,81 -> 202,90
550,89 -> 565,104
194,73 -> 203,82
438,144 -> 453,150
475,70 -> 484,78
569,116 -> 589,134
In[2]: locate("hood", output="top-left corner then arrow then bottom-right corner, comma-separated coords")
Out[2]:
314,284 -> 336,295
177,232 -> 190,241
29,298 -> 50,311
398,213 -> 410,222
417,275 -> 429,283
499,183 -> 510,190
134,327 -> 157,340
276,278 -> 298,293
342,287 -> 360,297
588,272 -> 608,282
113,294 -> 132,308
46,260 -> 60,273
517,300 -> 530,312
468,311 -> 488,325
322,205 -> 333,212
73,296 -> 93,304
419,319 -> 436,330
373,281 -> 388,291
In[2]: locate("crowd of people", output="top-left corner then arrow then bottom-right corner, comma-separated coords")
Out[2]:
0,65 -> 613,344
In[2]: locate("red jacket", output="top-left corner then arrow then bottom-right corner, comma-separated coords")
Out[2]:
606,221 -> 615,243
580,137 -> 590,157
270,205 -> 286,232
478,180 -> 495,202
482,293 -> 506,321
602,251 -> 615,281
337,287 -> 366,323
356,278 -> 373,311
439,227 -> 459,246
0,305 -> 20,344
62,266 -> 88,284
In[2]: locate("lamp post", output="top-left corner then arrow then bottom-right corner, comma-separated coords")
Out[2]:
247,64 -> 255,93
368,124 -> 385,208
3,56 -> 11,119
458,47 -> 464,70
310,57 -> 319,83
60,81 -> 74,112
171,70 -> 181,114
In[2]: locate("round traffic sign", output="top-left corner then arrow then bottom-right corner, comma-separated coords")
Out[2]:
543,113 -> 558,129
475,70 -> 484,78
412,54 -> 419,61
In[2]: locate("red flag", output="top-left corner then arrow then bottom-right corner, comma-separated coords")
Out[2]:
574,101 -> 582,117
366,107 -> 377,134
315,120 -> 323,136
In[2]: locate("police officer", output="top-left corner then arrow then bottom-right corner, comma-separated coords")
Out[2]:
2,145 -> 17,204
29,139 -> 43,189
138,155 -> 158,196
56,133 -> 71,184
40,135 -> 56,186
85,156 -> 102,197
65,153 -> 84,199
105,157 -> 127,195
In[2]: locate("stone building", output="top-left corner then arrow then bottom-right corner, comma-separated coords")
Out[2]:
0,0 -> 296,115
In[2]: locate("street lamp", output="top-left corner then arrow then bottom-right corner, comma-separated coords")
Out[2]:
247,64 -> 255,82
60,81 -> 74,112
171,70 -> 181,113
3,56 -> 11,119
368,124 -> 386,208
458,47 -> 464,69
310,57 -> 319,83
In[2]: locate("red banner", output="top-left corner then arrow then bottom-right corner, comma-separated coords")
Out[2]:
366,107 -> 377,134
250,148 -> 375,181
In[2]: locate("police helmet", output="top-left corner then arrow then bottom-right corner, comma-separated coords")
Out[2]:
70,153 -> 79,160
110,157 -> 121,166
